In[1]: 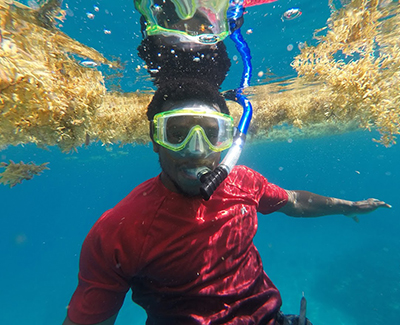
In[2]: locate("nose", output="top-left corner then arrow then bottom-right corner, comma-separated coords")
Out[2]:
188,130 -> 205,153
187,129 -> 207,156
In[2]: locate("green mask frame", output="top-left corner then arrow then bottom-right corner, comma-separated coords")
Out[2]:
134,0 -> 230,44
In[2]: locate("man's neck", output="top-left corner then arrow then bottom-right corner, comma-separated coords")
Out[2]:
160,172 -> 201,197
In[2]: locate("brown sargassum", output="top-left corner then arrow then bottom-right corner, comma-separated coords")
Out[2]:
0,160 -> 49,187
0,0 -> 399,154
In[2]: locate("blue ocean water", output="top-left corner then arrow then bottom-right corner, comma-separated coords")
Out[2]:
0,0 -> 399,324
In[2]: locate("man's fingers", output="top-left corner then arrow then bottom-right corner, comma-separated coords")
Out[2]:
367,198 -> 392,209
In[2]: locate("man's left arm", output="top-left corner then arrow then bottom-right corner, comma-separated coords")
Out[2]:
278,190 -> 391,220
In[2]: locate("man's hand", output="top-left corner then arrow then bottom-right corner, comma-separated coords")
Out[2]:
344,198 -> 391,222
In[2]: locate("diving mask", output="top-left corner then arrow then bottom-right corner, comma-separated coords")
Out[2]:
152,105 -> 234,153
135,0 -> 230,45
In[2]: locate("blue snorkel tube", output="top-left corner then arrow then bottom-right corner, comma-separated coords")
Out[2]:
199,0 -> 253,200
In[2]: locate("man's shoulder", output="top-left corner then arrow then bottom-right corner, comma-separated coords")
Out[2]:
227,166 -> 287,213
228,165 -> 268,184
220,165 -> 268,196
97,176 -> 166,226
119,175 -> 165,206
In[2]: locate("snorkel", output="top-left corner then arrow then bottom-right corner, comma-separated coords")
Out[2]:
198,0 -> 253,200
135,0 -> 255,199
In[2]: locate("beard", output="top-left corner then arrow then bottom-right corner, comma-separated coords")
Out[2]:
158,155 -> 220,197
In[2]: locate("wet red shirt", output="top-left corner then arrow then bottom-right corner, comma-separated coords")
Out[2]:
68,165 -> 288,325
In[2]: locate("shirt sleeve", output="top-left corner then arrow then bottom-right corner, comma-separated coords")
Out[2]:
258,181 -> 288,214
231,166 -> 288,214
67,211 -> 131,324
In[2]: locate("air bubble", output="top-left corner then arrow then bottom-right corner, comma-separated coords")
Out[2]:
282,8 -> 302,21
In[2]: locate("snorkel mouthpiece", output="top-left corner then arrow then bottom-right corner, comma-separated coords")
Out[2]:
199,166 -> 229,199
199,132 -> 247,200
199,0 -> 253,200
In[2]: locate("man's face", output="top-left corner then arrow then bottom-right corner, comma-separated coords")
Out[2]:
152,100 -> 223,196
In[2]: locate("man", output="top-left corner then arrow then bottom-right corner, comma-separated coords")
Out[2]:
63,79 -> 390,325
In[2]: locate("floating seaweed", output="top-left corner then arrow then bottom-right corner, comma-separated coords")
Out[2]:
0,160 -> 49,187
0,0 -> 121,152
0,0 -> 399,151
292,0 -> 400,146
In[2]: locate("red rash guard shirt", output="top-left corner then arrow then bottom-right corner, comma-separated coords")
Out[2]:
67,166 -> 288,325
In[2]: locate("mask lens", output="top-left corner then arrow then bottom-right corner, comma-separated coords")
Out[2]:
153,109 -> 233,152
166,124 -> 191,144
166,115 -> 221,146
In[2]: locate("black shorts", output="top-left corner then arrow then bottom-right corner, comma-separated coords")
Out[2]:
275,311 -> 313,325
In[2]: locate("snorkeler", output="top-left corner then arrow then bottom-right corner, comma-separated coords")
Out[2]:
62,79 -> 390,325
63,1 -> 391,325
